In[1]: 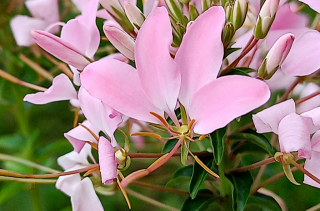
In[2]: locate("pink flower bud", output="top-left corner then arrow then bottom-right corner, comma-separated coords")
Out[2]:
103,23 -> 135,60
32,30 -> 91,70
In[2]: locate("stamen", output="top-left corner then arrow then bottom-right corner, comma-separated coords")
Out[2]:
147,154 -> 169,170
73,110 -> 79,128
85,141 -> 98,151
150,112 -> 169,127
131,132 -> 162,139
80,124 -> 99,142
117,178 -> 132,209
194,156 -> 219,178
188,119 -> 195,131
83,165 -> 99,177
199,135 -> 208,141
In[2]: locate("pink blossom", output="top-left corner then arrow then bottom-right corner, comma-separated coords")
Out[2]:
81,7 -> 270,135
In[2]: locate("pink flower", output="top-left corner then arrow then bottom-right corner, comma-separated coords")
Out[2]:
81,6 -> 270,135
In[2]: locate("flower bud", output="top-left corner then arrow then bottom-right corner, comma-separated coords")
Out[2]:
164,0 -> 183,22
202,0 -> 213,12
189,4 -> 199,21
31,30 -> 91,70
232,0 -> 248,30
103,23 -> 135,60
224,2 -> 233,22
100,0 -> 134,34
254,0 -> 280,39
222,22 -> 235,47
258,33 -> 294,79
124,1 -> 145,31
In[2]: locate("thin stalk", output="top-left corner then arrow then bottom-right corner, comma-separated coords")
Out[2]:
0,153 -> 60,173
20,54 -> 54,81
0,69 -> 46,92
228,122 -> 254,136
291,160 -> 320,185
0,176 -> 56,183
278,77 -> 302,103
126,188 -> 179,211
227,157 -> 276,174
306,203 -> 320,211
296,89 -> 320,105
128,152 -> 212,158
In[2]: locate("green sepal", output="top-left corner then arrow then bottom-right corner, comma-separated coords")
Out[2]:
283,164 -> 300,185
181,140 -> 190,166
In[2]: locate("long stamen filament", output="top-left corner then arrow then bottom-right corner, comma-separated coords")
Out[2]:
150,112 -> 179,135
117,178 -> 132,209
131,132 -> 162,139
80,124 -> 99,142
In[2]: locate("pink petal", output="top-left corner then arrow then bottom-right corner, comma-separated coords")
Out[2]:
299,0 -> 320,13
71,178 -> 104,211
311,130 -> 320,152
64,121 -> 100,153
252,99 -> 295,134
32,30 -> 90,70
61,19 -> 91,56
304,151 -> 320,188
25,0 -> 59,24
176,6 -> 225,110
98,137 -> 117,184
282,30 -> 320,76
135,7 -> 180,118
80,59 -> 162,123
190,75 -> 270,135
143,0 -> 161,16
301,107 -> 320,128
10,15 -> 47,46
78,87 -> 122,147
23,74 -> 77,104
296,83 -> 320,113
278,113 -> 311,159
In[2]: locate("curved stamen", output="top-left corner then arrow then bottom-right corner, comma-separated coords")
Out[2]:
150,112 -> 180,135
80,124 -> 99,142
131,132 -> 162,139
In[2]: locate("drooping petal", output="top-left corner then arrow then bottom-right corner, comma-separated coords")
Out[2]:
301,107 -> 320,129
25,0 -> 59,24
23,74 -> 77,104
252,99 -> 295,134
176,6 -> 225,110
71,178 -> 104,211
278,113 -> 311,159
57,145 -> 91,170
98,137 -> 117,184
10,15 -> 47,46
135,7 -> 180,118
32,30 -> 90,70
282,30 -> 320,76
80,59 -> 162,123
303,151 -> 320,188
78,87 -> 122,147
299,0 -> 320,13
64,121 -> 100,153
190,75 -> 270,135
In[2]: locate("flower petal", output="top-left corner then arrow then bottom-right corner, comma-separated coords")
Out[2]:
80,59 -> 162,123
253,99 -> 295,134
282,30 -> 320,76
25,0 -> 59,24
278,113 -> 311,159
176,6 -> 225,110
57,145 -> 91,170
64,121 -> 100,153
299,0 -> 320,13
190,75 -> 270,134
23,74 -> 77,104
32,30 -> 90,70
98,137 -> 117,184
71,177 -> 104,211
78,87 -> 122,146
135,7 -> 180,118
304,151 -> 320,188
301,107 -> 320,130
56,172 -> 81,196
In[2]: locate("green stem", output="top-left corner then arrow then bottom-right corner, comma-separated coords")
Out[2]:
0,176 -> 56,183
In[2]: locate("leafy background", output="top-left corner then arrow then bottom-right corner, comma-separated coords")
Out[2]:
0,0 -> 320,210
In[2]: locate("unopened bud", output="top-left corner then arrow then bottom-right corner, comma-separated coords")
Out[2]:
103,23 -> 135,60
189,4 -> 199,21
180,0 -> 191,3
124,1 -> 145,31
165,0 -> 183,22
222,22 -> 235,47
31,30 -> 91,70
232,0 -> 248,30
254,0 -> 280,39
224,2 -> 233,22
202,0 -> 213,12
100,0 -> 134,34
258,33 -> 294,79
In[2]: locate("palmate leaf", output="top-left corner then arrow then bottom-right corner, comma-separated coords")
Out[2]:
226,171 -> 253,211
228,129 -> 274,156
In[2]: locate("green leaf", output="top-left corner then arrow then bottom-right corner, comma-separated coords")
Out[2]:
210,127 -> 226,165
227,171 -> 253,211
162,139 -> 178,153
173,165 -> 193,179
245,192 -> 282,211
224,47 -> 241,58
166,176 -> 190,191
181,197 -> 213,211
231,142 -> 271,155
229,129 -> 274,156
190,157 -> 213,199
